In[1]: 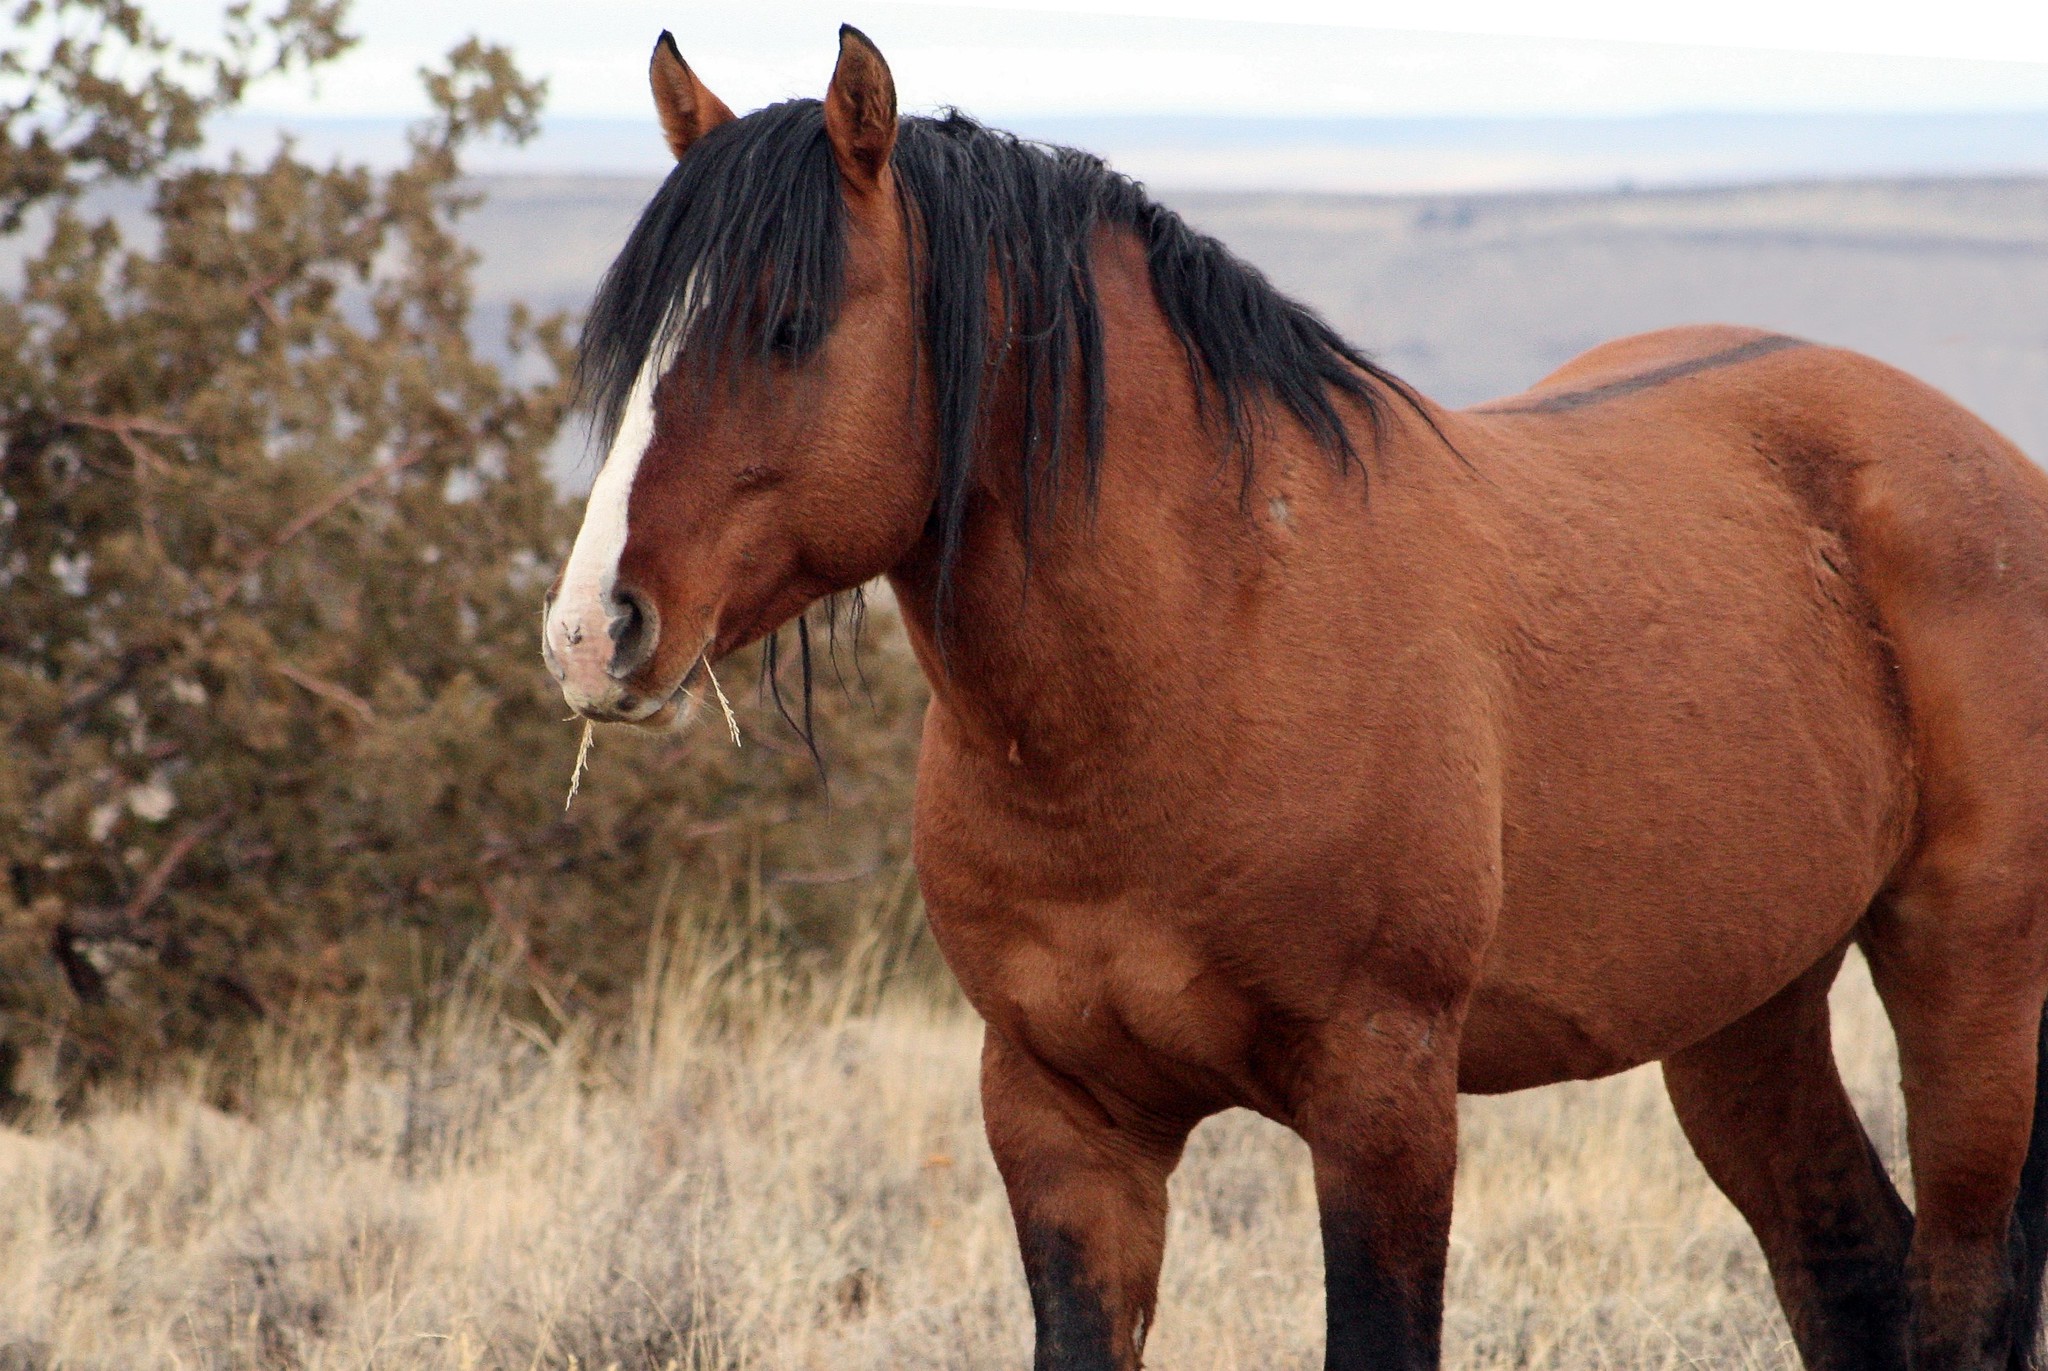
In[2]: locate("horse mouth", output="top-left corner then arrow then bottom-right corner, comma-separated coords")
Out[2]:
566,652 -> 706,731
619,654 -> 709,732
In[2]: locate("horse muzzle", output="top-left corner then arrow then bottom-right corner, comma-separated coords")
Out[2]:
543,580 -> 669,723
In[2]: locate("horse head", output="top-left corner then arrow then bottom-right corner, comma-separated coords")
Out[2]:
543,27 -> 932,727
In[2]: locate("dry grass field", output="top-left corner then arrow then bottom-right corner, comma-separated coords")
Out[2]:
0,904 -> 1908,1371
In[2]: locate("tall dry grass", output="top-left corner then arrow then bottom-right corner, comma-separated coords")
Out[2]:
0,899 -> 1907,1370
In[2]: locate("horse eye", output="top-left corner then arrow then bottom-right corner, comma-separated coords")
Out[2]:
768,314 -> 812,358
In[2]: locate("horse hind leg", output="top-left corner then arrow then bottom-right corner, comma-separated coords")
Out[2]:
1813,329 -> 2048,1366
2012,1003 -> 2048,1371
1662,943 -> 1913,1371
1862,847 -> 2048,1371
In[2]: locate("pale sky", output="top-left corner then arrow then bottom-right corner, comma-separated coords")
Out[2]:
156,0 -> 2048,121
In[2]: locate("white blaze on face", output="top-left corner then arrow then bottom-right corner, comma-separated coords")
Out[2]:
547,325 -> 681,706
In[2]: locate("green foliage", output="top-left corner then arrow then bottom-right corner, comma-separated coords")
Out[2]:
0,0 -> 353,229
0,1 -> 927,1110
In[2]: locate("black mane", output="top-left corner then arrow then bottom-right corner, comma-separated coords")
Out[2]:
576,102 -> 1410,601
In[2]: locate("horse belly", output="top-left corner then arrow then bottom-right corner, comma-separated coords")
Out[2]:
1457,481 -> 1914,1094
1461,752 -> 1906,1093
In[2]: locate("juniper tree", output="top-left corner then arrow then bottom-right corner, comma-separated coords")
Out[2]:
0,1 -> 926,1110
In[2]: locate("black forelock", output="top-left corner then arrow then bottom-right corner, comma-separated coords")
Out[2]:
575,103 -> 1411,609
576,99 -> 846,447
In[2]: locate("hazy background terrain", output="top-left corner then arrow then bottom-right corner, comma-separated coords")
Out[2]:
149,1 -> 2048,479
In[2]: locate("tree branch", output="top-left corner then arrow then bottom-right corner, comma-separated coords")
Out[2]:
245,273 -> 289,331
274,661 -> 375,722
122,809 -> 230,926
63,806 -> 231,944
239,442 -> 428,580
61,413 -> 188,476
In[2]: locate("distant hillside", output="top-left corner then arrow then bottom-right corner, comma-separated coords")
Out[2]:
466,174 -> 2048,480
1174,179 -> 2048,458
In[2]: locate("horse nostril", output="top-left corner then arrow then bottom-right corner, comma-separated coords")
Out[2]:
608,584 -> 659,679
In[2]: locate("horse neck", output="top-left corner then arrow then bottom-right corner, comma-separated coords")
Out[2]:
885,232 -> 1368,774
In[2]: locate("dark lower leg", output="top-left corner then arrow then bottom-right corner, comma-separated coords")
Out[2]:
981,1030 -> 1194,1371
2005,1005 -> 2048,1371
1300,1019 -> 1460,1371
1895,1061 -> 2036,1371
1317,1201 -> 1449,1370
1018,1225 -> 1134,1371
1663,947 -> 1912,1371
1906,1234 -> 2026,1370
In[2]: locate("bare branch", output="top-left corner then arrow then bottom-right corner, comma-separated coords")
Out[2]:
62,414 -> 188,437
61,412 -> 188,476
122,808 -> 230,926
274,661 -> 375,723
239,443 -> 428,579
66,806 -> 232,943
245,274 -> 288,330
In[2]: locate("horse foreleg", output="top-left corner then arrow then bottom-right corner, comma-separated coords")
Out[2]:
1662,943 -> 1913,1371
981,1027 -> 1194,1371
1297,1005 -> 1462,1371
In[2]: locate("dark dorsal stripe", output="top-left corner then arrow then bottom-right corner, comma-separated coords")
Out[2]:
1476,335 -> 1811,416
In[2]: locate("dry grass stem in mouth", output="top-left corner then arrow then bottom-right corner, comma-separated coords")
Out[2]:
705,658 -> 742,746
564,718 -> 596,809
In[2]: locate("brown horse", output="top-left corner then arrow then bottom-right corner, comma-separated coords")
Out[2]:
542,27 -> 2048,1371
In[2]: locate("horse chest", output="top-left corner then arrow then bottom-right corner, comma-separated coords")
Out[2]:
935,898 -> 1271,1106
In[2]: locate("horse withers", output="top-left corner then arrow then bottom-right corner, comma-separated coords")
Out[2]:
543,27 -> 2048,1371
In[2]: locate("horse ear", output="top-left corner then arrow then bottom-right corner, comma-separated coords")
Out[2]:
649,30 -> 734,162
824,24 -> 897,192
